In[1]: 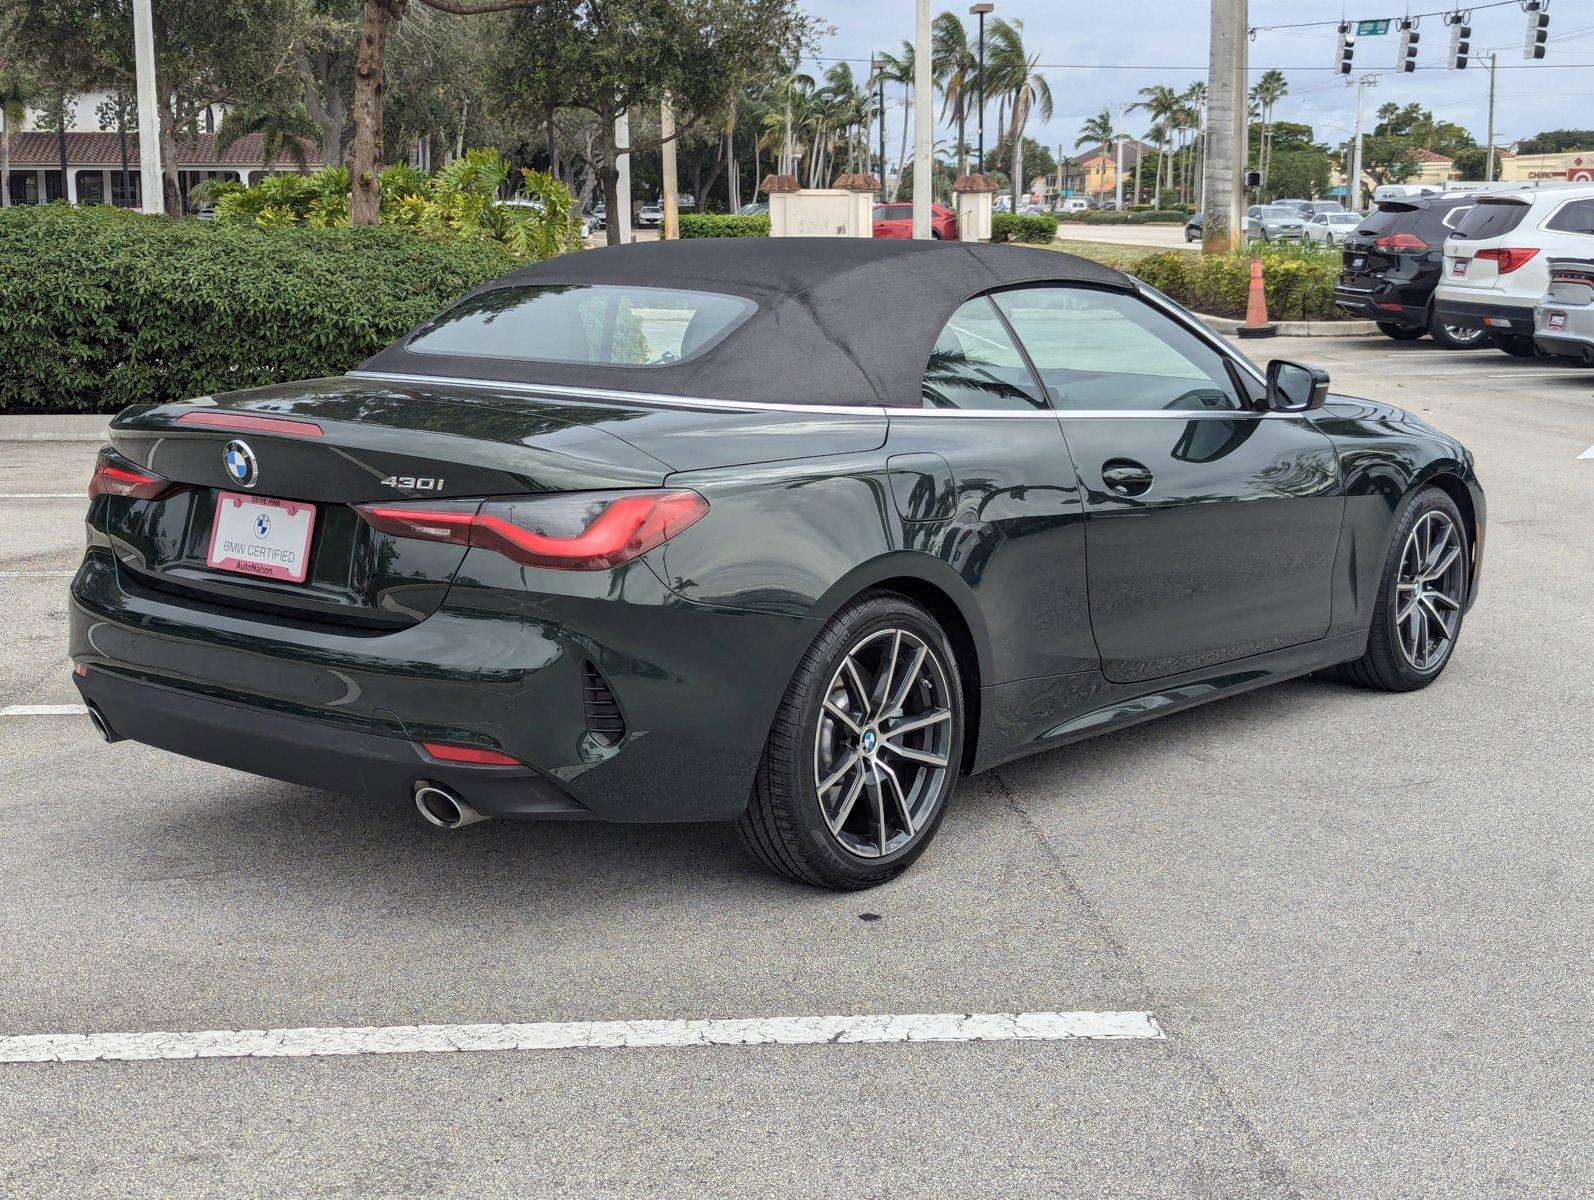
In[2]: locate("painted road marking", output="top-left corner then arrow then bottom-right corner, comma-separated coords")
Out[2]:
0,704 -> 88,717
0,1010 -> 1165,1064
1579,445 -> 1594,460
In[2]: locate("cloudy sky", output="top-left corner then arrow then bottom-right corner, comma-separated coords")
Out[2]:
799,0 -> 1594,156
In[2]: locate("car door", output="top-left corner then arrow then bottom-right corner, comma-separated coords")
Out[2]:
992,285 -> 1344,684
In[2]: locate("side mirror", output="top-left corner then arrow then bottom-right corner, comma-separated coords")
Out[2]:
1266,360 -> 1330,412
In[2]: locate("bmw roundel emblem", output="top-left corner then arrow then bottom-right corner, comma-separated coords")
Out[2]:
254,513 -> 272,539
223,440 -> 258,489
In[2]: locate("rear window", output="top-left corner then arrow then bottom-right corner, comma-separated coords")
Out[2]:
1358,201 -> 1473,242
1453,201 -> 1529,241
408,285 -> 753,367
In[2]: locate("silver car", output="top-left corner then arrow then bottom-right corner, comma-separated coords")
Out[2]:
1534,258 -> 1594,365
1248,204 -> 1308,241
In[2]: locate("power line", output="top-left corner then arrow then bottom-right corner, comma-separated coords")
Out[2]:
1247,0 -> 1526,34
805,54 -> 1594,72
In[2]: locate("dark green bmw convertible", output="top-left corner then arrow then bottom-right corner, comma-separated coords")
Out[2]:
71,239 -> 1484,889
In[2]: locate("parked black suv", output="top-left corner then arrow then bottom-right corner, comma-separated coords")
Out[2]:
1334,196 -> 1488,348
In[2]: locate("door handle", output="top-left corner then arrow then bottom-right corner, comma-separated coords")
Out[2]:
1102,459 -> 1154,497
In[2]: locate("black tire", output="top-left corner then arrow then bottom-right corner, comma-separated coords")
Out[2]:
737,591 -> 964,890
1333,486 -> 1469,692
1489,332 -> 1538,358
1428,311 -> 1489,350
1377,322 -> 1427,341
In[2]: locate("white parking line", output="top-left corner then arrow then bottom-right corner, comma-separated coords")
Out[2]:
1579,445 -> 1594,460
0,704 -> 88,717
0,1010 -> 1165,1064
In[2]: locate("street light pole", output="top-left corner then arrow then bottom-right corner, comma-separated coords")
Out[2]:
1485,52 -> 1498,182
1348,73 -> 1377,210
970,3 -> 994,174
872,55 -> 887,202
911,0 -> 932,238
131,0 -> 163,214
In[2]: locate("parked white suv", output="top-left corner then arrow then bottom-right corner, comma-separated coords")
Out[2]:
1433,184 -> 1594,356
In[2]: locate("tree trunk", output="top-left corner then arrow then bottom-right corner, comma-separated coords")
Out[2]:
56,119 -> 69,203
1007,91 -> 1027,206
599,102 -> 622,247
956,106 -> 966,175
894,87 -> 910,200
116,97 -> 131,206
1133,141 -> 1142,205
350,0 -> 402,226
1,119 -> 10,208
304,50 -> 348,165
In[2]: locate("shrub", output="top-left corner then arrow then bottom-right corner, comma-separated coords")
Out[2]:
1130,244 -> 1341,320
0,204 -> 521,414
991,212 -> 1059,243
678,213 -> 770,238
1133,209 -> 1188,224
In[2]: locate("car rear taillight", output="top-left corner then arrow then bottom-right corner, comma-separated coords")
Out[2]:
1476,247 -> 1538,274
420,740 -> 522,766
356,489 -> 709,571
1374,232 -> 1429,252
88,453 -> 176,501
174,412 -> 323,438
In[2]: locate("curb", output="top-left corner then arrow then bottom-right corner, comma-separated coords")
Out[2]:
1197,312 -> 1380,338
0,416 -> 111,443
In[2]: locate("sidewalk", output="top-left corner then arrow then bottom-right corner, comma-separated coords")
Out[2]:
0,415 -> 110,443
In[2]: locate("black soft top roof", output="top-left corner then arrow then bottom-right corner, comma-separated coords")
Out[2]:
359,238 -> 1134,408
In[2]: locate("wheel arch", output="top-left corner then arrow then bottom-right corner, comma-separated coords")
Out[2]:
806,553 -> 991,774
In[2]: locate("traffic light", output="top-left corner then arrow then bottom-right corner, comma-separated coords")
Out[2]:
1447,14 -> 1471,69
1336,22 -> 1355,74
1525,1 -> 1549,60
1398,19 -> 1420,72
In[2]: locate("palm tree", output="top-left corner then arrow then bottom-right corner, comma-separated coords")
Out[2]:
1180,81 -> 1207,207
1076,108 -> 1114,204
873,41 -> 917,200
1131,83 -> 1179,208
988,18 -> 1052,206
932,12 -> 977,175
1250,68 -> 1288,194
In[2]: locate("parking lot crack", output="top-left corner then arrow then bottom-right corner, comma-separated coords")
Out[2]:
989,767 -> 1311,1200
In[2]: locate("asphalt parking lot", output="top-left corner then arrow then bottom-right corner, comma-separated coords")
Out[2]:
2,333 -> 1590,1199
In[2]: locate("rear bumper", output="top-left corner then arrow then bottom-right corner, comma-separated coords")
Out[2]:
1333,284 -> 1426,328
1432,296 -> 1535,336
74,667 -> 591,818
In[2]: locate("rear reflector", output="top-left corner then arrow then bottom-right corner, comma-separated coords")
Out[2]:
88,455 -> 176,501
420,741 -> 522,766
1475,247 -> 1538,275
357,489 -> 709,571
176,412 -> 324,438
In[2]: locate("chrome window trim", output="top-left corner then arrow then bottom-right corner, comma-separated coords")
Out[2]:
348,370 -> 1299,420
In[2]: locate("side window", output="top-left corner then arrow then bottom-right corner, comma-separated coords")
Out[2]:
992,286 -> 1244,412
1545,198 -> 1594,235
921,297 -> 1046,410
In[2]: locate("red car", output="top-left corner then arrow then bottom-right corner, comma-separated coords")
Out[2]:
872,202 -> 959,240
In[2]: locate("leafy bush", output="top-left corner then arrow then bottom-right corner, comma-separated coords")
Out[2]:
1131,244 -> 1341,320
991,213 -> 1059,243
678,213 -> 770,238
201,149 -> 584,258
1058,207 -> 1190,224
0,204 -> 520,413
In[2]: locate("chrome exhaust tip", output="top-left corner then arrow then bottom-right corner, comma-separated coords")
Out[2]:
85,704 -> 121,744
413,783 -> 490,830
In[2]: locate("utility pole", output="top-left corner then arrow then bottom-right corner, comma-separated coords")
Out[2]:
1348,73 -> 1377,210
912,0 -> 933,238
872,55 -> 887,202
971,3 -> 993,173
131,0 -> 163,215
1485,52 -> 1499,181
660,96 -> 679,239
1201,0 -> 1246,254
1113,106 -> 1125,210
614,111 -> 632,243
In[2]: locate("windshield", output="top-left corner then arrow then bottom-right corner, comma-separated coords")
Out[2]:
408,284 -> 754,367
1259,206 -> 1298,219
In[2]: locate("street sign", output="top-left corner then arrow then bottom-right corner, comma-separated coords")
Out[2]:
1356,19 -> 1391,35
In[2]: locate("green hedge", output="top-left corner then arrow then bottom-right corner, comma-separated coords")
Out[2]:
1131,245 -> 1340,320
678,213 -> 770,238
0,205 -> 520,414
990,213 -> 1059,244
1058,209 -> 1187,224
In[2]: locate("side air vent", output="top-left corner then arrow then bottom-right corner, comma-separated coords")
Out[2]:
581,661 -> 626,747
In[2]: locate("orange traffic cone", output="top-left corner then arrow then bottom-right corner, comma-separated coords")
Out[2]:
1237,256 -> 1277,339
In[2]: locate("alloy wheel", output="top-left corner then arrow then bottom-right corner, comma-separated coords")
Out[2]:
813,628 -> 954,859
1395,510 -> 1466,672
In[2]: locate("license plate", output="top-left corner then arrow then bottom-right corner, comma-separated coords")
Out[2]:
1548,311 -> 1567,330
206,492 -> 316,583
1451,258 -> 1469,277
1351,256 -> 1366,269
